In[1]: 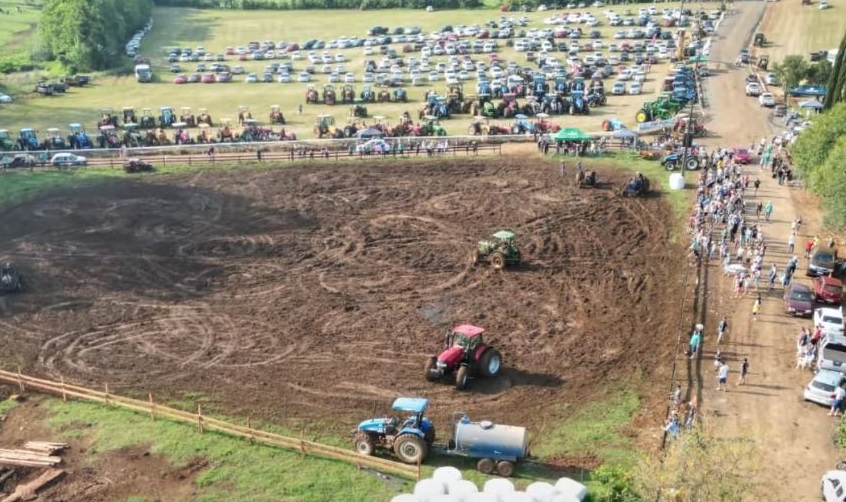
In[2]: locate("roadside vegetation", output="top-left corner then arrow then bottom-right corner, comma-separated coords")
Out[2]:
825,28 -> 846,108
790,102 -> 846,229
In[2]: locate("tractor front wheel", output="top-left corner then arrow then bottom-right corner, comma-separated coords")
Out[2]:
477,458 -> 495,474
490,252 -> 505,270
424,356 -> 438,382
664,162 -> 676,172
353,432 -> 374,456
478,349 -> 503,378
635,110 -> 648,123
496,460 -> 515,477
394,434 -> 428,464
455,366 -> 469,390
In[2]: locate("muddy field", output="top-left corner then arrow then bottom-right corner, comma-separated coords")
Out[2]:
0,158 -> 680,429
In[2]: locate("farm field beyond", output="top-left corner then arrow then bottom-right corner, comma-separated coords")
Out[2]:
0,3 -> 695,138
0,158 -> 681,437
757,0 -> 846,61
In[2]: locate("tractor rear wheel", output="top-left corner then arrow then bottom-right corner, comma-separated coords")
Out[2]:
685,158 -> 700,171
496,460 -> 515,477
477,458 -> 495,474
490,252 -> 505,270
394,434 -> 428,464
455,366 -> 469,390
353,432 -> 374,456
424,356 -> 438,382
478,349 -> 503,378
635,110 -> 648,123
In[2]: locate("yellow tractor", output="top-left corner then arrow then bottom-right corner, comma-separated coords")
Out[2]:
313,115 -> 342,138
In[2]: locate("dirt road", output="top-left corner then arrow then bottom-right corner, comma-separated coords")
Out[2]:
700,2 -> 840,499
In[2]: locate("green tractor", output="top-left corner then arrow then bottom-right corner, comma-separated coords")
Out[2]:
473,230 -> 521,270
753,33 -> 766,48
0,130 -> 15,151
313,115 -> 343,139
139,108 -> 157,129
635,96 -> 685,123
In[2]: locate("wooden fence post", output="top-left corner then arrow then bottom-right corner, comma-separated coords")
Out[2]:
104,383 -> 110,408
16,366 -> 24,394
247,417 -> 254,444
60,377 -> 67,402
149,393 -> 155,420
197,404 -> 204,433
299,429 -> 306,458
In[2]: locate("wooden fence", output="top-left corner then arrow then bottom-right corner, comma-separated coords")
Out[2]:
0,369 -> 420,480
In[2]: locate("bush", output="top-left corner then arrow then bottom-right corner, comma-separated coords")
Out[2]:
587,465 -> 645,502
0,55 -> 38,74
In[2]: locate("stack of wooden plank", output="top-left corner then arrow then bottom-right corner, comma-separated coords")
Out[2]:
0,442 -> 68,468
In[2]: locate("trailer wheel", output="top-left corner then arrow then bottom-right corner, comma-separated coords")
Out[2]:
455,366 -> 469,390
424,356 -> 437,382
496,460 -> 515,477
394,434 -> 428,464
353,432 -> 374,456
477,458 -> 495,474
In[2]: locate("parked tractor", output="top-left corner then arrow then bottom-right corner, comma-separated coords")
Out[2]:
17,129 -> 40,151
314,115 -> 343,138
392,88 -> 408,102
425,324 -> 503,390
269,105 -> 286,125
45,128 -> 66,149
621,173 -> 651,197
139,108 -> 157,129
180,107 -> 196,128
97,125 -> 121,149
757,55 -> 770,71
635,101 -> 673,123
576,169 -> 597,188
0,130 -> 16,151
341,84 -> 356,104
753,33 -> 767,47
350,101 -> 368,118
68,123 -> 93,149
0,263 -> 22,294
306,84 -> 320,104
122,124 -> 144,147
323,84 -> 337,105
353,397 -> 435,464
473,230 -> 521,270
99,108 -> 118,128
122,107 -> 137,125
197,108 -> 213,127
360,85 -> 376,103
661,152 -> 700,171
159,106 -> 176,127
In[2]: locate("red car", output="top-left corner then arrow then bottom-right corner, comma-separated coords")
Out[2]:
783,283 -> 815,317
173,74 -> 187,84
201,73 -> 216,83
732,147 -> 752,164
814,276 -> 844,304
225,46 -> 235,55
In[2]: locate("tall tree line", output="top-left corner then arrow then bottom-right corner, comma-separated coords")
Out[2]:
826,28 -> 846,108
39,0 -> 153,72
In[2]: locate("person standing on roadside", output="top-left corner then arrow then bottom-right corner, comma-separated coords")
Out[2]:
830,385 -> 846,417
764,201 -> 773,221
717,361 -> 729,391
788,232 -> 795,253
689,328 -> 702,359
752,297 -> 761,321
672,384 -> 683,412
717,316 -> 728,345
737,357 -> 749,386
768,263 -> 778,290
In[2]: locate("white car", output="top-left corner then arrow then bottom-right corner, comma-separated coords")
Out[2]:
745,82 -> 762,96
758,93 -> 776,107
765,72 -> 780,86
344,72 -> 355,83
231,65 -> 245,75
820,1 -> 830,8
428,71 -> 440,82
297,72 -> 311,82
51,153 -> 88,167
815,307 -> 845,337
356,138 -> 391,154
803,369 -> 846,406
822,471 -> 846,502
277,73 -> 291,83
629,82 -> 642,94
328,73 -> 340,83
612,81 -> 626,95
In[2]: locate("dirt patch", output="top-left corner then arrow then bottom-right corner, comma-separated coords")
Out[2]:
0,158 -> 681,432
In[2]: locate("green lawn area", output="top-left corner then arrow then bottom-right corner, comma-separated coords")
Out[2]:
0,2 -> 40,53
0,3 -> 690,138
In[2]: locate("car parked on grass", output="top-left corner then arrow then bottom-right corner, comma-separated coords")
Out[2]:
814,276 -> 844,305
804,369 -> 846,406
816,306 -> 845,337
173,74 -> 187,84
745,82 -> 762,96
51,153 -> 87,167
0,92 -> 11,103
784,283 -> 814,317
1,154 -> 37,168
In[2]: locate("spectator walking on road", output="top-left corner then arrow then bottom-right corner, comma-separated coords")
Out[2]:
752,297 -> 761,321
768,263 -> 778,290
830,385 -> 846,417
718,316 -> 728,344
717,361 -> 729,391
753,178 -> 760,196
737,358 -> 749,386
805,238 -> 814,258
764,201 -> 773,221
672,384 -> 683,412
788,232 -> 795,253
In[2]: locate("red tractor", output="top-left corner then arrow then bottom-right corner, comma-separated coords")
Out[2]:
425,325 -> 503,390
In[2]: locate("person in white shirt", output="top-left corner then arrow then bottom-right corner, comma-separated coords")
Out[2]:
830,385 -> 846,417
717,362 -> 729,391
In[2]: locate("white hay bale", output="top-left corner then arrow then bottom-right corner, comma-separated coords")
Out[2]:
553,478 -> 588,501
434,466 -> 464,485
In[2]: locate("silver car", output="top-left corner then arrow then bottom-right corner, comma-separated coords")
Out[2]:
804,369 -> 846,407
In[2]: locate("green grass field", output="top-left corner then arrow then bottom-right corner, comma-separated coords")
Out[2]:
760,0 -> 846,61
0,2 -> 40,53
0,3 -> 692,138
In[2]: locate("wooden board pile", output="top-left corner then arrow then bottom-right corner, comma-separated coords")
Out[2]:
0,443 -> 68,468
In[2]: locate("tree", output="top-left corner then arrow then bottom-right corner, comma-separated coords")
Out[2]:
826,28 -> 846,109
633,424 -> 762,502
808,59 -> 833,86
791,102 -> 846,187
772,55 -> 810,95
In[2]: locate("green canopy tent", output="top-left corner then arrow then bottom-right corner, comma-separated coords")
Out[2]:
554,127 -> 591,141
688,56 -> 709,63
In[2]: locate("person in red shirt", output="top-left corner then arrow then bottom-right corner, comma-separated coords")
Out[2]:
811,325 -> 823,346
804,239 -> 814,258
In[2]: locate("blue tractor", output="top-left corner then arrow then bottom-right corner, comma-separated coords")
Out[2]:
18,128 -> 40,151
661,152 -> 701,171
159,106 -> 176,127
353,397 -> 436,465
569,90 -> 589,115
553,77 -> 568,95
532,74 -> 548,99
68,123 -> 93,149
